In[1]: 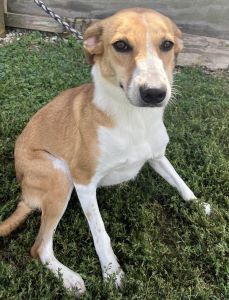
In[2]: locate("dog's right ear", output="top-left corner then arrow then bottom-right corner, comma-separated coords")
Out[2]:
83,21 -> 104,64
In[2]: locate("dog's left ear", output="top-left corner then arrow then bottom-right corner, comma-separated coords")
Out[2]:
172,22 -> 183,55
83,21 -> 104,64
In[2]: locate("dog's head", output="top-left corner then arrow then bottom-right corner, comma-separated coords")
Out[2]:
83,8 -> 183,107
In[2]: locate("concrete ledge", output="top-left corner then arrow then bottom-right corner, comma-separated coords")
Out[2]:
178,34 -> 229,70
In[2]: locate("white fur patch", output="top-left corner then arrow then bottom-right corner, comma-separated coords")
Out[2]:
48,155 -> 72,182
127,30 -> 171,106
203,202 -> 211,215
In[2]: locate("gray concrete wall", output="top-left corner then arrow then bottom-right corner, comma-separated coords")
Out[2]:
6,0 -> 229,39
0,0 -> 5,37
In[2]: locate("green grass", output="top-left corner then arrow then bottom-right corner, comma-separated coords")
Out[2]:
0,32 -> 228,299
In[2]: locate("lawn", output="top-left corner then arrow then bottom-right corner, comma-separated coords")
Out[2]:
0,32 -> 228,299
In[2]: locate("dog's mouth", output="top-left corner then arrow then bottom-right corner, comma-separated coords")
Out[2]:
128,98 -> 165,108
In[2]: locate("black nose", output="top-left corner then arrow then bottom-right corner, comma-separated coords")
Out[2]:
139,86 -> 167,105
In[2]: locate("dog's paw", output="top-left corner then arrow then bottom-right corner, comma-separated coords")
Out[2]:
104,269 -> 124,289
62,269 -> 86,295
103,263 -> 124,289
113,269 -> 124,289
182,190 -> 197,202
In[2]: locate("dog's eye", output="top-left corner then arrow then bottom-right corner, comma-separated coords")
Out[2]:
113,40 -> 132,53
160,40 -> 174,52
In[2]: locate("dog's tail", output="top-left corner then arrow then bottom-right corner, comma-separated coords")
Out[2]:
0,201 -> 33,236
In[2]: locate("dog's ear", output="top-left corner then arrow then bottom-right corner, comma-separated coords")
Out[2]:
83,21 -> 104,64
172,22 -> 183,55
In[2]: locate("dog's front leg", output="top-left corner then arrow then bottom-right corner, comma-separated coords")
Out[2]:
148,156 -> 211,214
148,156 -> 196,201
75,183 -> 124,287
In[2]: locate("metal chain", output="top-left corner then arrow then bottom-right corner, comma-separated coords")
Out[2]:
34,0 -> 83,40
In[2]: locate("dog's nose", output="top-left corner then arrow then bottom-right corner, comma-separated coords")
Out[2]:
139,86 -> 166,104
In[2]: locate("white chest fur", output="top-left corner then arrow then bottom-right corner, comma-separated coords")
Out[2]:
92,65 -> 169,186
96,108 -> 169,186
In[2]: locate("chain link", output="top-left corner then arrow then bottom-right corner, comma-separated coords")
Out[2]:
34,0 -> 83,40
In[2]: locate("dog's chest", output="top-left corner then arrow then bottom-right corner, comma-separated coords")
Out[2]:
96,111 -> 169,186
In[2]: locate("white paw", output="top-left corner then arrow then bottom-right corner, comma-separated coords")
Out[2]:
113,269 -> 124,289
181,190 -> 197,202
103,262 -> 124,289
62,269 -> 86,295
40,254 -> 86,295
203,202 -> 211,215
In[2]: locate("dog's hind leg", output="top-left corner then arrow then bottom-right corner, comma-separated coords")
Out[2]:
21,153 -> 86,294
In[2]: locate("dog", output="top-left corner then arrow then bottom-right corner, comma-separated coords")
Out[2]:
0,7 -> 210,295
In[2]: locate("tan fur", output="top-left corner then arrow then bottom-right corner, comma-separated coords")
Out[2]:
29,158 -> 72,258
0,201 -> 32,236
15,84 -> 113,186
0,84 -> 113,241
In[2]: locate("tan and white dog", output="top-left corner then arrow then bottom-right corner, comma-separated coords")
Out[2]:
0,8 -> 210,295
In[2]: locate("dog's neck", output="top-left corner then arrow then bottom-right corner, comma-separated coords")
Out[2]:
91,64 -> 164,121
